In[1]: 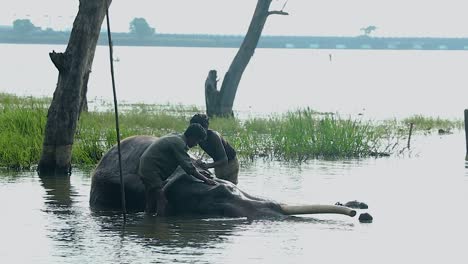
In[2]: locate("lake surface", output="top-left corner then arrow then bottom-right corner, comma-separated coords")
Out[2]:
1,44 -> 468,263
1,132 -> 467,264
1,43 -> 468,119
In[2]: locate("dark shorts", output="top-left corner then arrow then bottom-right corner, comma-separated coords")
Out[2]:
144,187 -> 158,213
138,169 -> 164,213
214,157 -> 239,185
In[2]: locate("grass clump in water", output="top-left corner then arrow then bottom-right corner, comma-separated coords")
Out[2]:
402,115 -> 463,132
268,110 -> 382,160
0,94 -> 48,169
1,93 -> 404,169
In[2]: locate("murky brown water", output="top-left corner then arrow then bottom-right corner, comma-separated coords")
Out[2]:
1,132 -> 467,263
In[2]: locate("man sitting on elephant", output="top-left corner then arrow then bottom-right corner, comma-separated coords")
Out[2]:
190,114 -> 240,185
138,123 -> 217,216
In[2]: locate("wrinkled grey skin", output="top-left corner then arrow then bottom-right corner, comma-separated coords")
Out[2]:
90,136 -> 283,218
335,200 -> 369,209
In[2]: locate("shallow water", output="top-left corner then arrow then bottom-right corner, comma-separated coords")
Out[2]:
1,132 -> 467,263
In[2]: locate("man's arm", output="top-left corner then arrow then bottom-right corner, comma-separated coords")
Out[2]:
173,140 -> 217,185
191,170 -> 217,185
198,132 -> 228,169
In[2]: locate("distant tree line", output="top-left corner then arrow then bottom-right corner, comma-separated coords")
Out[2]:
3,18 -> 157,38
1,18 -> 468,50
12,19 -> 41,34
129,18 -> 156,38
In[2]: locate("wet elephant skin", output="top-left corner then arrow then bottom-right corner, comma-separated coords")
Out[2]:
90,136 -> 283,218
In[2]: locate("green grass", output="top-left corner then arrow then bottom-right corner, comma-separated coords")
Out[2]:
0,94 -> 48,169
268,110 -> 383,160
402,115 -> 463,131
2,93 -> 461,169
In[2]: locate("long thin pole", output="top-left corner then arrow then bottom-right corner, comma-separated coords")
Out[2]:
105,6 -> 127,221
465,110 -> 468,160
407,122 -> 414,149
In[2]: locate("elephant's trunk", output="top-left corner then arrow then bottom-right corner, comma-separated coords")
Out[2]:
280,204 -> 356,217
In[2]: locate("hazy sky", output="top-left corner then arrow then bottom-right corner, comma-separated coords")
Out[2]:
1,0 -> 468,37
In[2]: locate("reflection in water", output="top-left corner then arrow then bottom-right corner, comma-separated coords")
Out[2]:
285,215 -> 355,230
126,216 -> 248,247
39,175 -> 74,210
39,175 -> 88,259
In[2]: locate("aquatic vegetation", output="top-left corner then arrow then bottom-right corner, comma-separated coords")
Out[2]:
0,94 -> 47,169
3,93 -> 458,169
402,115 -> 463,131
266,110 -> 383,160
192,110 -> 395,160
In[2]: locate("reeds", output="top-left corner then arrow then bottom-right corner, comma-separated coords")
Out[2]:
3,93 -> 459,169
0,94 -> 48,169
263,110 -> 382,160
402,115 -> 463,131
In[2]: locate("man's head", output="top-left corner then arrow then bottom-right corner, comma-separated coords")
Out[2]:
189,114 -> 209,130
184,123 -> 207,148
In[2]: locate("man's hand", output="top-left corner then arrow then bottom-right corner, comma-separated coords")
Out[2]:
193,170 -> 217,186
199,169 -> 213,179
195,159 -> 208,170
204,178 -> 217,186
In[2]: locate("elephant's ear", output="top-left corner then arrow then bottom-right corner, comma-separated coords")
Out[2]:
163,167 -> 197,192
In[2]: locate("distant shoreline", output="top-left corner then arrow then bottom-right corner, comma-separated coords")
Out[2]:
1,30 -> 468,50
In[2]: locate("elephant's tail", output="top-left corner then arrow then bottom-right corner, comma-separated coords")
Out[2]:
279,204 -> 356,217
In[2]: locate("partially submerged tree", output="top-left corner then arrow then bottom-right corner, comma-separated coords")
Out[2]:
205,0 -> 288,117
38,0 -> 112,175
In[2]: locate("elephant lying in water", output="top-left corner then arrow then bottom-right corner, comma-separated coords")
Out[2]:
90,136 -> 356,218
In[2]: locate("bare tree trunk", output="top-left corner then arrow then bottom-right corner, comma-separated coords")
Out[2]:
38,0 -> 111,176
205,70 -> 220,117
205,0 -> 288,117
79,72 -> 90,115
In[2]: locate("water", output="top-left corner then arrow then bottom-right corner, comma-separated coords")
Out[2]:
1,132 -> 467,264
1,44 -> 468,119
1,44 -> 468,263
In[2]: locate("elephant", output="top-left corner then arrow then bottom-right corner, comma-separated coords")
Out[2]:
335,200 -> 369,209
90,136 -> 356,218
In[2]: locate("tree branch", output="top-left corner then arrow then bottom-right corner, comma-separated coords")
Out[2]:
268,10 -> 289,16
49,51 -> 70,73
281,0 -> 289,11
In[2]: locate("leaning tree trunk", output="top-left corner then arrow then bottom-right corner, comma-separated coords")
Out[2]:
38,0 -> 111,175
205,0 -> 288,117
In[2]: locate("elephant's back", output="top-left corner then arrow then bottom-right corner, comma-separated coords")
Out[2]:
90,135 -> 158,211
